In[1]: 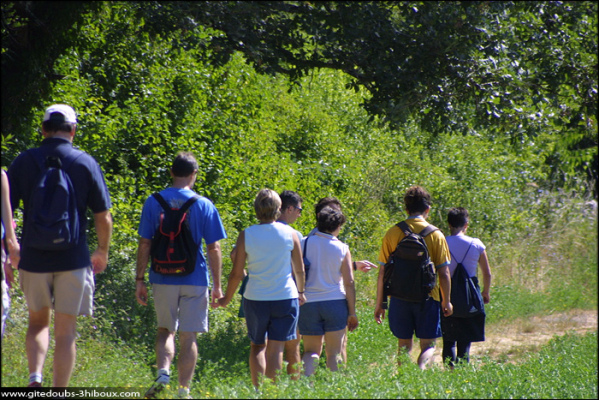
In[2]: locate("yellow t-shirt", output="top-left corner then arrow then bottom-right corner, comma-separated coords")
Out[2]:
378,217 -> 450,302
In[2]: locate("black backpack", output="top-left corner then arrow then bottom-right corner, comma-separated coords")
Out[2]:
150,193 -> 200,276
383,221 -> 438,303
449,242 -> 485,318
23,149 -> 83,251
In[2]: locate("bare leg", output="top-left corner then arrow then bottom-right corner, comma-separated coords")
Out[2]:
249,342 -> 266,388
177,331 -> 198,388
341,327 -> 348,363
26,307 -> 51,382
284,331 -> 301,379
301,335 -> 324,377
323,329 -> 345,372
396,338 -> 413,367
417,338 -> 436,370
52,312 -> 77,387
265,339 -> 285,382
156,328 -> 176,373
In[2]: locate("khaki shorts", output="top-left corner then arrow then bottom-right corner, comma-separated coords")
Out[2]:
19,267 -> 94,316
152,284 -> 208,333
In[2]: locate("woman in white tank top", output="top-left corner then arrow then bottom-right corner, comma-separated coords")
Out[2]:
217,189 -> 306,388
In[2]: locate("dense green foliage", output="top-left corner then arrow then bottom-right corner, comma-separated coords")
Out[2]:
1,1 -> 597,350
1,3 -> 597,397
3,1 -> 597,182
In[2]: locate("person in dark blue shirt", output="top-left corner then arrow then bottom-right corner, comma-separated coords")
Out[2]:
8,104 -> 113,387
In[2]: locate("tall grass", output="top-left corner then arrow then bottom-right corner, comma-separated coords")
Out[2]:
1,190 -> 597,398
484,189 -> 597,324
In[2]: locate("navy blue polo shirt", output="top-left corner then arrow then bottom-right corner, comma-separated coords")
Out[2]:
8,138 -> 112,272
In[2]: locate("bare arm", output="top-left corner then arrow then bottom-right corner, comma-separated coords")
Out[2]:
230,245 -> 247,279
217,231 -> 247,308
341,250 -> 358,332
291,233 -> 306,306
374,263 -> 386,324
355,260 -> 377,273
207,240 -> 223,306
1,170 -> 19,283
135,237 -> 151,306
437,265 -> 453,317
91,210 -> 112,274
478,250 -> 492,303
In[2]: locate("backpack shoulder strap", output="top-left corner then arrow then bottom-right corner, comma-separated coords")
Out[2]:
419,224 -> 438,238
454,240 -> 474,263
152,193 -> 200,213
397,221 -> 412,236
449,249 -> 457,261
26,147 -> 83,172
152,193 -> 170,212
303,235 -> 309,254
179,194 -> 201,214
397,221 -> 437,238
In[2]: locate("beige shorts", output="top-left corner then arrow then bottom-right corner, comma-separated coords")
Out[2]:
19,267 -> 94,316
152,284 -> 208,333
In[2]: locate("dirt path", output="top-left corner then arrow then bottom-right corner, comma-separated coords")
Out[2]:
431,309 -> 598,365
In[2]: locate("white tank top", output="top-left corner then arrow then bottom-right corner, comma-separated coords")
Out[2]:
243,222 -> 299,301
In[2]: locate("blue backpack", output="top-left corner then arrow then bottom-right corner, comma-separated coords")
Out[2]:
24,149 -> 83,251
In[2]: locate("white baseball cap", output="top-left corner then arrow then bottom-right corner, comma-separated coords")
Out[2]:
43,104 -> 77,124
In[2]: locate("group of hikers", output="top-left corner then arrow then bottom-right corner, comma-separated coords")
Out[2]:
1,104 -> 492,398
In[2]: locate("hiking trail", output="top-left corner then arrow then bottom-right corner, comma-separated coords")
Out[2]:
431,308 -> 597,365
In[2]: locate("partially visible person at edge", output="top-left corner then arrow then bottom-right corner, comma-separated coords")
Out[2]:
299,206 -> 358,376
374,185 -> 452,370
8,104 -> 113,387
275,190 -> 304,379
136,151 -> 226,399
308,196 -> 377,363
2,169 -> 20,340
216,189 -> 306,389
442,207 -> 492,368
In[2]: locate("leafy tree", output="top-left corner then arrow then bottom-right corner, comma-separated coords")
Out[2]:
139,1 -> 598,183
3,1 -> 596,186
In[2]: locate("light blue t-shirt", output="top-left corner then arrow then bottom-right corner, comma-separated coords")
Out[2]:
243,222 -> 298,301
138,187 -> 227,286
445,234 -> 486,278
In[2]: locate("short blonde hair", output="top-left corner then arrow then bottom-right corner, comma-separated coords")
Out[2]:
254,188 -> 281,222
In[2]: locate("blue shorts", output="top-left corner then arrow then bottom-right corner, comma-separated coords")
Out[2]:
243,298 -> 299,344
298,299 -> 348,336
388,296 -> 442,340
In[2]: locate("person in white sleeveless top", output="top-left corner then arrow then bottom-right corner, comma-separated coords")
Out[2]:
442,207 -> 492,368
299,206 -> 358,376
217,189 -> 306,389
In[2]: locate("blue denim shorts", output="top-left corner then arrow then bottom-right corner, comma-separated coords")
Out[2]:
243,298 -> 299,344
388,296 -> 442,339
298,299 -> 348,336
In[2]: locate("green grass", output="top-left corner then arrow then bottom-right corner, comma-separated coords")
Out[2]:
2,193 -> 597,398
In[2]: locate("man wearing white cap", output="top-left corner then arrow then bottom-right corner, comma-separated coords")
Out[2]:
7,104 -> 113,387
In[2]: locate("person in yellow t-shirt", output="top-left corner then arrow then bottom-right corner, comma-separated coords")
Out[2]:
374,185 -> 453,370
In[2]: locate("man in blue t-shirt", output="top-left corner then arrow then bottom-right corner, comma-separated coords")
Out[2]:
135,151 -> 227,399
8,104 -> 113,388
